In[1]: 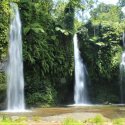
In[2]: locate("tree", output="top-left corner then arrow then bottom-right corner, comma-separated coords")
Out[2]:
90,3 -> 123,24
118,0 -> 125,7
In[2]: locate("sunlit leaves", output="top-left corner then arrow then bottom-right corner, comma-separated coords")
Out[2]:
55,27 -> 69,35
0,1 -> 10,60
24,23 -> 44,34
90,3 -> 123,25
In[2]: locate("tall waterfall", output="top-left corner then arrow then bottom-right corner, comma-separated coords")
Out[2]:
120,31 -> 125,104
73,34 -> 89,104
7,3 -> 25,111
120,52 -> 125,103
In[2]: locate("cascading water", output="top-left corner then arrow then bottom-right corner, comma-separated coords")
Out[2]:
120,31 -> 125,104
7,3 -> 25,111
73,34 -> 89,104
120,52 -> 125,103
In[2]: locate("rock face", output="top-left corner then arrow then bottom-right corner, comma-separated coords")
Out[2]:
0,59 -> 7,110
0,59 -> 7,72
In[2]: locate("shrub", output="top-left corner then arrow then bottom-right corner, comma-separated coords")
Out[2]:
113,118 -> 125,125
63,118 -> 83,125
87,115 -> 105,125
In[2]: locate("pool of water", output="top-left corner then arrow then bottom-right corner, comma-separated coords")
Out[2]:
0,105 -> 125,119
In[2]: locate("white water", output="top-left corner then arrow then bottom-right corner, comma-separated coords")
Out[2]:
120,51 -> 125,103
7,3 -> 25,111
73,34 -> 89,104
120,31 -> 125,104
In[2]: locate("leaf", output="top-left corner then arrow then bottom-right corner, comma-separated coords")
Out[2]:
24,27 -> 30,34
51,36 -> 56,40
95,42 -> 106,46
55,27 -> 60,31
24,23 -> 45,34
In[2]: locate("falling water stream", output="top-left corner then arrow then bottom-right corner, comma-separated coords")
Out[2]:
120,31 -> 125,104
73,34 -> 89,104
120,52 -> 125,103
7,3 -> 25,111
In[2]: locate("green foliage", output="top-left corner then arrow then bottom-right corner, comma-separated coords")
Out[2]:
27,85 -> 57,106
87,115 -> 105,125
64,1 -> 75,31
95,88 -> 119,103
62,116 -> 125,125
0,1 -> 9,60
113,118 -> 125,125
0,115 -> 26,125
63,118 -> 83,125
78,21 -> 122,103
14,117 -> 28,122
19,1 -> 74,106
118,0 -> 125,7
90,3 -> 123,25
1,115 -> 125,125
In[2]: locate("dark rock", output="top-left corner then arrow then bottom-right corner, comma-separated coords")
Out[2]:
0,101 -> 6,110
0,59 -> 8,72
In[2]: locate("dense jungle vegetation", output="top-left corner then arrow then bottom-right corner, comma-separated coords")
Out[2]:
0,0 -> 125,108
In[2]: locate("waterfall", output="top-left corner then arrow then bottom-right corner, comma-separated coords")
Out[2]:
73,34 -> 89,104
120,31 -> 125,104
7,3 -> 25,111
120,52 -> 125,103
